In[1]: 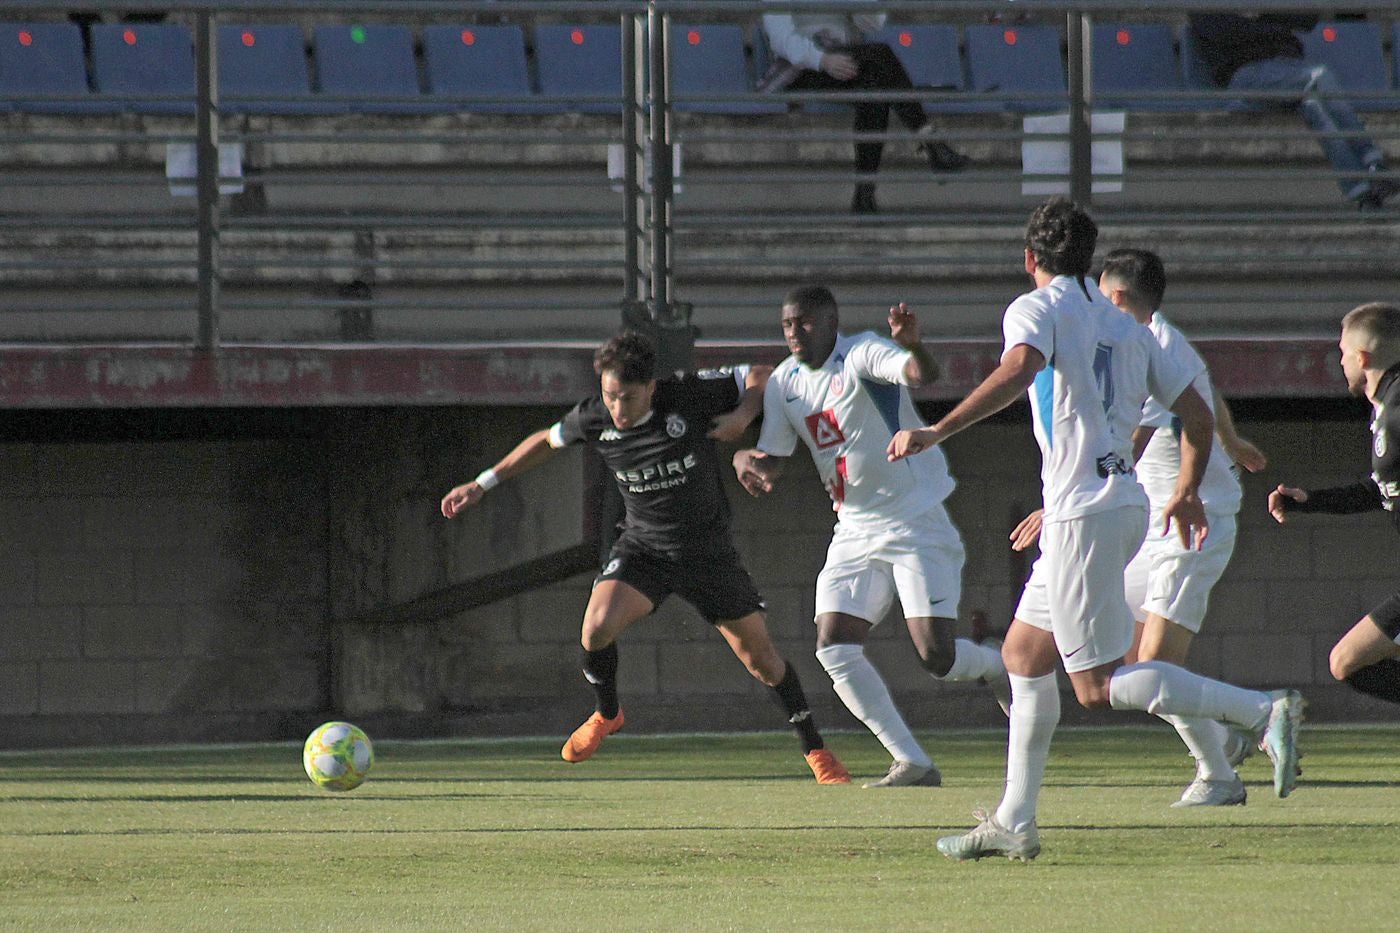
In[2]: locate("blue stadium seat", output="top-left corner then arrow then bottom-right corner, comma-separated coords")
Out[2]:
965,24 -> 1066,112
0,21 -> 94,113
866,23 -> 964,113
219,24 -> 320,114
1301,20 -> 1395,111
534,24 -> 622,114
422,24 -> 544,113
669,23 -> 782,114
90,22 -> 195,114
313,24 -> 433,113
1091,23 -> 1195,110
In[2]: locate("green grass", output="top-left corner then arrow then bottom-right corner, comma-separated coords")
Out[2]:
1,725 -> 1397,931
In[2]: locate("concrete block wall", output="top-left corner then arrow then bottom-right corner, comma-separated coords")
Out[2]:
2,404 -> 1397,748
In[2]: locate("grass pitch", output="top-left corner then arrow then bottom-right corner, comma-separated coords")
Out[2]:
1,725 -> 1397,931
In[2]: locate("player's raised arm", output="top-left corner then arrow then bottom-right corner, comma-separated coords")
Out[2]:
888,302 -> 940,387
708,364 -> 773,442
440,427 -> 558,518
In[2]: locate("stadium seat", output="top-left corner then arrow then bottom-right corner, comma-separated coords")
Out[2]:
1091,23 -> 1197,111
0,21 -> 94,113
90,22 -> 195,114
219,25 -> 320,114
1301,20 -> 1395,111
669,23 -> 782,114
313,24 -> 434,113
866,23 -> 965,114
422,24 -> 544,113
964,24 -> 1067,112
534,24 -> 623,114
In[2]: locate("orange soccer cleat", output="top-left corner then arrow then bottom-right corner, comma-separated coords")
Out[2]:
804,748 -> 852,785
561,709 -> 625,762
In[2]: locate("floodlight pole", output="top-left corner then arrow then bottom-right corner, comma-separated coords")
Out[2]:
194,11 -> 221,350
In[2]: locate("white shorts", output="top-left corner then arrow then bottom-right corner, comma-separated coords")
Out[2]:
1123,511 -> 1238,634
1014,505 -> 1148,674
814,502 -> 965,624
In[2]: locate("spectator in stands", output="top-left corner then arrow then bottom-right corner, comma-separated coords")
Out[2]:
761,5 -> 969,214
1190,12 -> 1397,210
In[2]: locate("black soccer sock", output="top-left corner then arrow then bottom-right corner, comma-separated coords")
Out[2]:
1344,657 -> 1400,705
582,643 -> 621,720
770,660 -> 824,753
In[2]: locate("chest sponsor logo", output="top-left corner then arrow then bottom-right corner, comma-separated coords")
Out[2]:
615,453 -> 698,490
805,409 -> 846,449
666,413 -> 687,438
599,428 -> 623,442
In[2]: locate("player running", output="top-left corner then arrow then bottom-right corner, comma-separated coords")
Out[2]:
441,330 -> 850,784
1269,303 -> 1400,706
732,286 -> 1009,789
888,198 -> 1304,861
1009,248 -> 1272,808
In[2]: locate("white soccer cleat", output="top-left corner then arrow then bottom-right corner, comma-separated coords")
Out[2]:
1258,689 -> 1306,798
936,808 -> 1040,862
1171,774 -> 1247,808
863,760 -> 942,788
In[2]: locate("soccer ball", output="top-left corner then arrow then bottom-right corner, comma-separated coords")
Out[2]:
302,721 -> 374,792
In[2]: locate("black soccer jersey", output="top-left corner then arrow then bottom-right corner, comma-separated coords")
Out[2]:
1290,362 -> 1400,533
553,369 -> 745,555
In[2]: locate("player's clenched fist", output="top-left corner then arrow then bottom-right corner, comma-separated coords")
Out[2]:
440,482 -> 485,518
887,426 -> 939,461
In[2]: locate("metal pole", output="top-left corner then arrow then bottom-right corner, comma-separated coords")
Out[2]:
1066,11 -> 1092,206
620,13 -> 640,302
194,11 -> 221,350
646,4 -> 672,309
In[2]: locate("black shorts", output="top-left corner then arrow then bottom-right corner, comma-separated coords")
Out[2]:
596,535 -> 765,624
1369,591 -> 1400,640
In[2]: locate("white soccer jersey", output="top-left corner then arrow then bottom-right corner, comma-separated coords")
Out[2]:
1136,313 -> 1242,517
758,331 -> 955,529
1003,275 -> 1200,522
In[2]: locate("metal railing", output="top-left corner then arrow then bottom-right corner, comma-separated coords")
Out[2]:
0,0 -> 1398,354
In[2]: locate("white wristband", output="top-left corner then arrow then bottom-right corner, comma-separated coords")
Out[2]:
474,469 -> 500,491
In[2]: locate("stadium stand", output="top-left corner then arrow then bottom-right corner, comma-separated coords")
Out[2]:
89,21 -> 195,114
1090,22 -> 1195,111
312,23 -> 433,113
1300,19 -> 1395,111
669,23 -> 783,114
219,24 -> 320,114
964,23 -> 1066,112
422,24 -> 544,113
0,21 -> 92,113
534,23 -> 623,113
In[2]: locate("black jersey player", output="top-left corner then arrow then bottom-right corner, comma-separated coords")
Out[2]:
1270,303 -> 1400,705
441,331 -> 851,782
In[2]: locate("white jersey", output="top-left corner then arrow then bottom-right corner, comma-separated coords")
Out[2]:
1136,313 -> 1242,517
758,331 -> 956,529
1003,275 -> 1200,522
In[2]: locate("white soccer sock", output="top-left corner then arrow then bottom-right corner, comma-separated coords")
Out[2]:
1109,661 -> 1271,732
816,643 -> 931,767
995,671 -> 1059,835
936,638 -> 1006,682
1161,715 -> 1234,782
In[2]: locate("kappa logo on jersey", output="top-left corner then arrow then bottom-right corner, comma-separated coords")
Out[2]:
804,409 -> 846,449
599,428 -> 623,442
666,413 -> 687,438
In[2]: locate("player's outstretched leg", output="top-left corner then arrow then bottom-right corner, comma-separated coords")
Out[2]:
769,659 -> 851,784
817,642 -> 935,785
561,643 -> 625,762
1162,715 -> 1246,808
910,619 -> 1011,717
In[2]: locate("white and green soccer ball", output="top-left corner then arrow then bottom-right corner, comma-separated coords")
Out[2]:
302,721 -> 374,792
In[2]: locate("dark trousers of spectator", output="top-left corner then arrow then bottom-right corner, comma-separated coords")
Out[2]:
787,42 -> 926,176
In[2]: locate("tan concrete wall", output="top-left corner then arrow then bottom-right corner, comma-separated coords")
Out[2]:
1,405 -> 1397,749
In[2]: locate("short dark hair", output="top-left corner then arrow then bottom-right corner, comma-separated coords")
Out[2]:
594,330 -> 657,383
1024,197 -> 1098,277
1342,303 -> 1400,355
1099,248 -> 1167,310
782,284 -> 839,318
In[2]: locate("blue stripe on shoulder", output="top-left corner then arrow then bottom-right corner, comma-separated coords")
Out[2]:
1034,364 -> 1055,449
